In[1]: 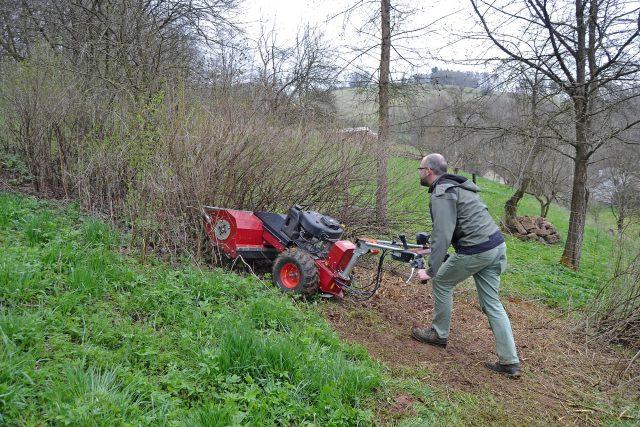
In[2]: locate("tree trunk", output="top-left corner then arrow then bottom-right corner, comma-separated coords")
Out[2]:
561,145 -> 589,270
504,186 -> 526,229
504,147 -> 542,227
616,207 -> 625,239
560,3 -> 592,270
376,0 -> 391,226
541,200 -> 550,218
504,80 -> 542,229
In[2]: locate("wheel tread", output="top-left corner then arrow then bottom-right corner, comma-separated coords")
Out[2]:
273,248 -> 319,295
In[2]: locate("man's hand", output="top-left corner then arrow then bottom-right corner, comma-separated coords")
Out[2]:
417,269 -> 431,283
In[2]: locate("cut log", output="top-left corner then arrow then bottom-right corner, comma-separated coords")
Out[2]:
535,228 -> 552,237
515,221 -> 528,235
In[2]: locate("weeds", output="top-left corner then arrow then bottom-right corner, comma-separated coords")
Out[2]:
0,191 -> 381,425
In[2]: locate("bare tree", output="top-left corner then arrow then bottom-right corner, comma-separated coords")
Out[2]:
471,0 -> 640,269
376,0 -> 391,225
504,66 -> 549,228
528,149 -> 573,218
256,24 -> 338,120
0,0 -> 240,94
335,1 -> 437,226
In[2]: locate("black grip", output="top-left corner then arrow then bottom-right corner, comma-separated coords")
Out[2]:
414,255 -> 425,269
399,234 -> 408,249
416,232 -> 430,246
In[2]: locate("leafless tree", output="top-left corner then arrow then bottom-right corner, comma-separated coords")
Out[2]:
504,66 -> 551,227
335,0 -> 438,226
377,0 -> 391,225
256,24 -> 338,120
470,0 -> 640,269
592,143 -> 640,237
1,0 -> 240,94
528,149 -> 573,218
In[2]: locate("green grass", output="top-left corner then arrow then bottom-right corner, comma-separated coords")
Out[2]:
1,160 -> 637,424
386,157 -> 638,308
0,191 -> 388,425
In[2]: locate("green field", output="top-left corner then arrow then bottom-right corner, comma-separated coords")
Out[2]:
0,192 -> 386,425
1,157 -> 638,424
386,156 -> 633,308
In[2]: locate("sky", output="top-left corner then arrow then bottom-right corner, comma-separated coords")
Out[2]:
238,0 -> 490,79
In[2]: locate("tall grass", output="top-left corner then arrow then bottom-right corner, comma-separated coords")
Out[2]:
0,191 -> 381,425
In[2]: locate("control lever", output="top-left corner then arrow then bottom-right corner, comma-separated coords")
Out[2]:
406,254 -> 425,283
399,234 -> 409,249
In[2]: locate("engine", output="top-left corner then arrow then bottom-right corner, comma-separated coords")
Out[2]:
281,205 -> 344,257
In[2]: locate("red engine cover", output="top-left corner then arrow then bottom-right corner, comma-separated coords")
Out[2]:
317,240 -> 356,298
326,240 -> 356,271
204,208 -> 265,258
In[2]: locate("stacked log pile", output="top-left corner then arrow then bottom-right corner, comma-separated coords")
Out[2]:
504,216 -> 561,244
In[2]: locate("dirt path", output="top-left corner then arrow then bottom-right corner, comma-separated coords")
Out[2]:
321,275 -> 638,425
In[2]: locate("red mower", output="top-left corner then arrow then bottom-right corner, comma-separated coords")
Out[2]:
203,205 -> 430,299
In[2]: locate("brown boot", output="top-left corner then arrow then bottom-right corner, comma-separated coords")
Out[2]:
485,361 -> 522,379
411,326 -> 447,348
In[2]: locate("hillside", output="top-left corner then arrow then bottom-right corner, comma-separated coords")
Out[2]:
0,192 -> 382,424
324,158 -> 640,424
1,168 -> 639,424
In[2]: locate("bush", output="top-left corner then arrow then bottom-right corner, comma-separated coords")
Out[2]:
0,49 -> 380,260
587,250 -> 640,349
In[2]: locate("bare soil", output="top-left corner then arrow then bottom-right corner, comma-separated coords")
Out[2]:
322,273 -> 639,426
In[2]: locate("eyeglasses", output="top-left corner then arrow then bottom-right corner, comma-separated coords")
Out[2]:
417,167 -> 430,170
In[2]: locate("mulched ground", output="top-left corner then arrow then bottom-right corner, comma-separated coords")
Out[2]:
322,272 -> 639,425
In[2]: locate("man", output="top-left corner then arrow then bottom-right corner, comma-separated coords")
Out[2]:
412,153 -> 521,378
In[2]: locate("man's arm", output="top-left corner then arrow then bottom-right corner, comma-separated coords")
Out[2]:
427,191 -> 457,277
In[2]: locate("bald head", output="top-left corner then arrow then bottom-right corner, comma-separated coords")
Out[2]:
421,153 -> 448,176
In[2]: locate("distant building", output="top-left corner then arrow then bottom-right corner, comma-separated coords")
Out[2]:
337,127 -> 378,150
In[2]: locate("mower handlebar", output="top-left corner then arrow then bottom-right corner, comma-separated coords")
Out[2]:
338,236 -> 430,281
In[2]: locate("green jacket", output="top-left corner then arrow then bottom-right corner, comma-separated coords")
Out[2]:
427,174 -> 504,276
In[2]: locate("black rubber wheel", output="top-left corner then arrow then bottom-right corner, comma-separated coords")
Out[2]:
272,248 -> 319,295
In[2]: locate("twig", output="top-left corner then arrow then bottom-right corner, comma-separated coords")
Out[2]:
622,349 -> 640,376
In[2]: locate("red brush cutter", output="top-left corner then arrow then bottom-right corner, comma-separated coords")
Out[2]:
203,204 -> 430,299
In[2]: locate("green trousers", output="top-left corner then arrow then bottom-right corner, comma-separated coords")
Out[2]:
431,243 -> 519,365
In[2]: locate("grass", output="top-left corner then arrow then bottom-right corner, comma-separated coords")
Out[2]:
0,191 -> 389,425
1,155 -> 638,425
386,156 -> 639,308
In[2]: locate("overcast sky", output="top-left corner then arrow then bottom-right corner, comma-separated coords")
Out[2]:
238,0 -> 491,79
